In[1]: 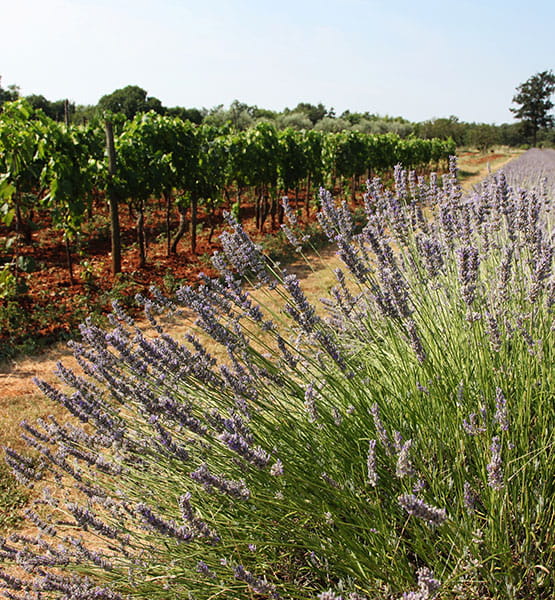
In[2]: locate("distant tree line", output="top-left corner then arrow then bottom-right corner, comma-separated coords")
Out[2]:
1,74 -> 554,149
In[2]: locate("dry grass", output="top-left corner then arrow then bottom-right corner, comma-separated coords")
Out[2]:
457,147 -> 523,191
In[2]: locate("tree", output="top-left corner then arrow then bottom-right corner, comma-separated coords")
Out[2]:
290,102 -> 331,125
0,77 -> 19,106
415,116 -> 466,146
97,85 -> 164,119
464,123 -> 499,152
166,105 -> 205,124
276,112 -> 313,130
204,101 -> 256,131
314,116 -> 350,133
510,70 -> 555,146
25,94 -> 74,122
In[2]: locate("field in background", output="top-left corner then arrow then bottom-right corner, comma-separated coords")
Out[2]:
457,147 -> 522,190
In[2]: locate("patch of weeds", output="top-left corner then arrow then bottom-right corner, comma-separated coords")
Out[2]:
81,214 -> 111,244
0,300 -> 37,361
102,273 -> 143,310
259,228 -> 301,263
198,252 -> 215,269
16,255 -> 38,274
0,290 -> 100,363
0,463 -> 28,532
162,269 -> 183,295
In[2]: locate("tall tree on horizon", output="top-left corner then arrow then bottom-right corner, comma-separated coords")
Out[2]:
510,70 -> 555,146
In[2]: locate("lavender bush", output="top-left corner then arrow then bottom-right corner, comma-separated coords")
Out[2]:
2,150 -> 554,599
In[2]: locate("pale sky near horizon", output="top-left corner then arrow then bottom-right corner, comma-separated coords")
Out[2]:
1,0 -> 553,124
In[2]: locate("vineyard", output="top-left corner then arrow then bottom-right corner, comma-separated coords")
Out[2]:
0,100 -> 455,358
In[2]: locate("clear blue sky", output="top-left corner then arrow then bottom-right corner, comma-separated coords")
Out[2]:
1,0 -> 553,124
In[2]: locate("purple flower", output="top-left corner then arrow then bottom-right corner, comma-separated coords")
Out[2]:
196,560 -> 216,578
281,196 -> 298,226
219,211 -> 278,288
485,311 -> 502,352
462,409 -> 487,436
367,439 -> 377,487
305,383 -> 319,423
456,246 -> 480,306
370,403 -> 391,454
24,509 -> 57,537
232,564 -> 280,599
65,503 -> 121,540
4,447 -> 41,487
405,319 -> 426,363
283,273 -> 320,332
395,439 -> 414,478
135,502 -> 193,542
179,493 -> 219,542
0,571 -> 27,593
190,463 -> 250,500
281,224 -> 303,251
336,234 -> 369,282
487,436 -> 504,491
495,244 -> 514,304
401,567 -> 441,599
270,459 -> 284,476
416,234 -> 444,278
220,431 -> 270,468
398,494 -> 447,526
463,481 -> 479,513
529,245 -> 553,303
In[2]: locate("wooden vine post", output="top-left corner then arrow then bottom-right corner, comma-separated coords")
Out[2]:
105,120 -> 122,276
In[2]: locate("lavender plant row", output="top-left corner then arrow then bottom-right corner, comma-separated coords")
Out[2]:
2,150 -> 554,600
478,147 -> 555,193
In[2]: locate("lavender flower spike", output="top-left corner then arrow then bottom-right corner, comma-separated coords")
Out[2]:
401,567 -> 441,600
395,439 -> 414,478
494,388 -> 509,431
455,245 -> 480,306
282,196 -> 298,226
487,436 -> 504,490
305,383 -> 319,423
398,494 -> 447,526
367,439 -> 378,487
233,564 -> 280,599
191,463 -> 250,500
